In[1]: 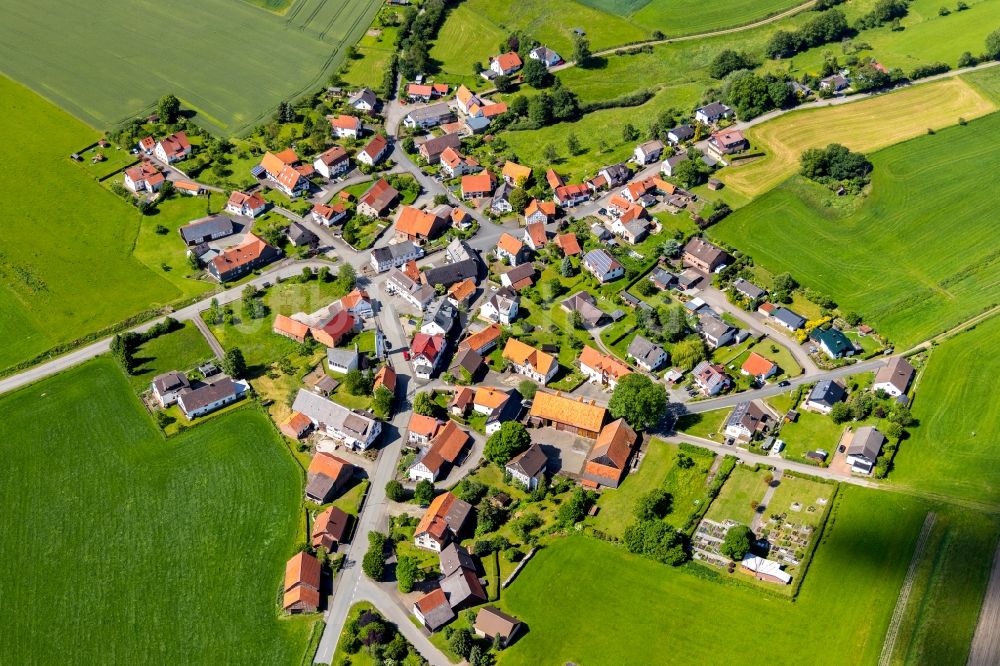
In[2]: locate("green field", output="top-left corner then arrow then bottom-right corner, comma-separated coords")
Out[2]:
0,76 -> 184,372
705,464 -> 770,525
0,0 -> 382,134
500,486 -> 994,665
127,321 -> 215,393
711,112 -> 1000,348
0,359 -> 314,664
891,316 -> 1000,506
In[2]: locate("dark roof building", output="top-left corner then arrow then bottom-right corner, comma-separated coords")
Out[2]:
439,542 -> 477,577
421,258 -> 479,287
178,215 -> 235,246
806,380 -> 847,412
732,278 -> 766,301
771,307 -> 807,331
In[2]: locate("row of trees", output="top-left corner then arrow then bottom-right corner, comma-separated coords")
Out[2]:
799,143 -> 873,189
766,9 -> 851,59
110,318 -> 183,374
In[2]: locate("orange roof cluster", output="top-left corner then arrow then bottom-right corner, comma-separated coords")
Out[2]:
311,202 -> 346,221
227,190 -> 266,211
474,386 -> 509,410
481,102 -> 508,118
273,314 -> 310,340
260,149 -> 298,177
528,390 -> 607,433
502,338 -> 555,376
579,346 -> 632,381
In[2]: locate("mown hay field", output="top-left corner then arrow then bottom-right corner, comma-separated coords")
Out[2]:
720,78 -> 996,197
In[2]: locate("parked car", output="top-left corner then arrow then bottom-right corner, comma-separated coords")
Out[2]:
778,380 -> 791,387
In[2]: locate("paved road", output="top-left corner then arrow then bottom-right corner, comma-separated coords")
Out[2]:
0,259 -> 333,397
679,356 -> 887,414
969,540 -> 1000,666
192,315 -> 225,360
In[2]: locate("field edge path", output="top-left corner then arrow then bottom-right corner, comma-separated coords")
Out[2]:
968,536 -> 1000,665
878,512 -> 937,666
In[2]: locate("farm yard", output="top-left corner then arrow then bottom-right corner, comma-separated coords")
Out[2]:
711,111 -> 1000,349
0,359 -> 314,664
498,486 -> 996,665
891,316 -> 1000,506
0,76 -> 183,373
0,0 -> 383,134
719,77 -> 997,197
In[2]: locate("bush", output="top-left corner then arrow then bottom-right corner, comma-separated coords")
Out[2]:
362,531 -> 387,580
396,555 -> 418,593
414,479 -> 435,505
909,62 -> 950,79
385,480 -> 406,502
800,143 -> 872,187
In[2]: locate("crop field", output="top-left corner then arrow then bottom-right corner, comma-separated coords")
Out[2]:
891,316 -> 1000,506
500,487 -> 994,665
0,359 -> 314,664
711,112 -> 1000,348
720,78 -> 996,197
0,0 -> 382,134
0,76 -> 184,373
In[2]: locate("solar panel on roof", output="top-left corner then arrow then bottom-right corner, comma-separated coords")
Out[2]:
250,165 -> 266,178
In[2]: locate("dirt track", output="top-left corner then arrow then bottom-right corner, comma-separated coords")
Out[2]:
967,540 -> 1000,665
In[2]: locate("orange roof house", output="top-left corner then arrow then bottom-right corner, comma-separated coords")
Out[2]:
310,310 -> 355,347
502,161 -> 532,186
474,386 -> 509,411
447,278 -> 477,304
414,492 -> 473,551
312,505 -> 350,551
374,365 -> 397,394
546,169 -> 565,189
408,413 -> 444,442
579,345 -> 632,387
283,552 -> 322,613
461,171 -> 496,199
523,220 -> 548,250
260,149 -> 299,178
280,411 -> 313,439
741,352 -> 778,379
208,233 -> 280,282
582,419 -> 638,488
555,233 -> 582,256
329,114 -> 362,133
395,206 -> 446,242
502,338 -> 557,384
460,323 -> 502,354
492,51 -> 523,73
525,199 -> 556,222
496,233 -> 527,262
273,314 -> 311,343
480,102 -> 508,118
528,390 -> 608,438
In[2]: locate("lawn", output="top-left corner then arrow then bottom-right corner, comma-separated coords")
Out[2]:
890,315 -> 1000,506
0,0 -> 382,134
711,112 -> 1000,349
704,464 -> 770,525
0,359 -> 314,664
499,485 -> 986,665
0,76 -> 185,373
777,408 -> 847,463
206,277 -> 349,372
719,77 -> 996,197
675,409 -> 728,440
765,474 -> 835,529
589,440 -> 715,537
127,321 -> 215,393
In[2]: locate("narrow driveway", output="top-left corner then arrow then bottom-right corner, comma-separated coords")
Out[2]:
192,316 -> 225,360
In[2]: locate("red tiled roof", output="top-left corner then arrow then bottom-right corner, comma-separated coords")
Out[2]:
556,233 -> 581,256
209,233 -> 274,275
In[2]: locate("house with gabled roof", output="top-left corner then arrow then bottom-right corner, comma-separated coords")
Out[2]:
692,360 -> 731,396
414,492 -> 473,551
310,202 -> 348,227
627,335 -> 668,372
154,131 -> 191,163
579,346 -> 632,389
329,114 -> 362,139
440,146 -> 479,178
411,332 -> 446,379
312,506 -> 350,551
554,183 -> 590,207
386,268 -> 436,309
805,379 -> 846,414
490,51 -> 523,75
667,124 -> 694,144
506,443 -> 547,490
370,240 -> 423,273
495,232 -> 529,265
583,249 -> 624,283
455,84 -> 481,115
724,401 -> 770,442
683,237 -> 729,272
529,45 -> 561,67
461,171 -> 496,200
283,552 -> 321,614
291,389 -> 382,450
741,352 -> 778,381
633,140 -> 665,165
151,371 -> 190,407
561,291 -> 608,329
524,199 -> 556,226
502,338 -> 558,384
695,102 -> 733,125
502,161 -> 532,187
208,233 -> 281,282
581,419 -> 638,488
460,323 -> 502,356
409,420 -> 471,482
123,163 -> 165,193
313,145 -> 350,179
480,287 -> 519,325
546,168 -> 565,190
476,607 -> 523,646
419,133 -> 462,164
846,426 -> 885,474
770,307 -> 807,331
179,215 -> 235,246
357,178 -> 399,218
810,327 -> 855,359
707,128 -> 749,162
555,233 -> 582,256
873,357 -> 914,398
395,206 -> 447,244
225,190 -> 267,218
413,587 -> 455,631
500,263 -> 535,291
305,452 -> 354,503
358,134 -> 390,167
348,87 -> 377,112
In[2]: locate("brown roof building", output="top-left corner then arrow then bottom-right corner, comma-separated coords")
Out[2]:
280,411 -> 313,439
312,506 -> 350,551
475,607 -> 523,647
414,492 -> 473,552
283,552 -> 322,613
581,419 -> 638,488
305,453 -> 355,504
683,237 -> 729,273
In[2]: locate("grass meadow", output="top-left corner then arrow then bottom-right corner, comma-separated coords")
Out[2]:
0,359 -> 314,664
891,316 -> 1000,506
0,76 -> 184,372
498,485 -> 995,665
710,112 -> 1000,348
719,78 -> 996,196
0,0 -> 382,134
127,321 -> 215,393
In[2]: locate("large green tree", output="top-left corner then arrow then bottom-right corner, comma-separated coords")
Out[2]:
484,421 -> 531,465
608,374 -> 667,430
720,524 -> 754,560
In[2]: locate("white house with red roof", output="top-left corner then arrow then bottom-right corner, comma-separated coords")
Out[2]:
329,115 -> 362,139
490,52 -> 523,76
154,131 -> 192,163
313,146 -> 350,179
225,191 -> 267,218
411,333 -> 446,379
358,135 -> 390,166
123,163 -> 165,193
